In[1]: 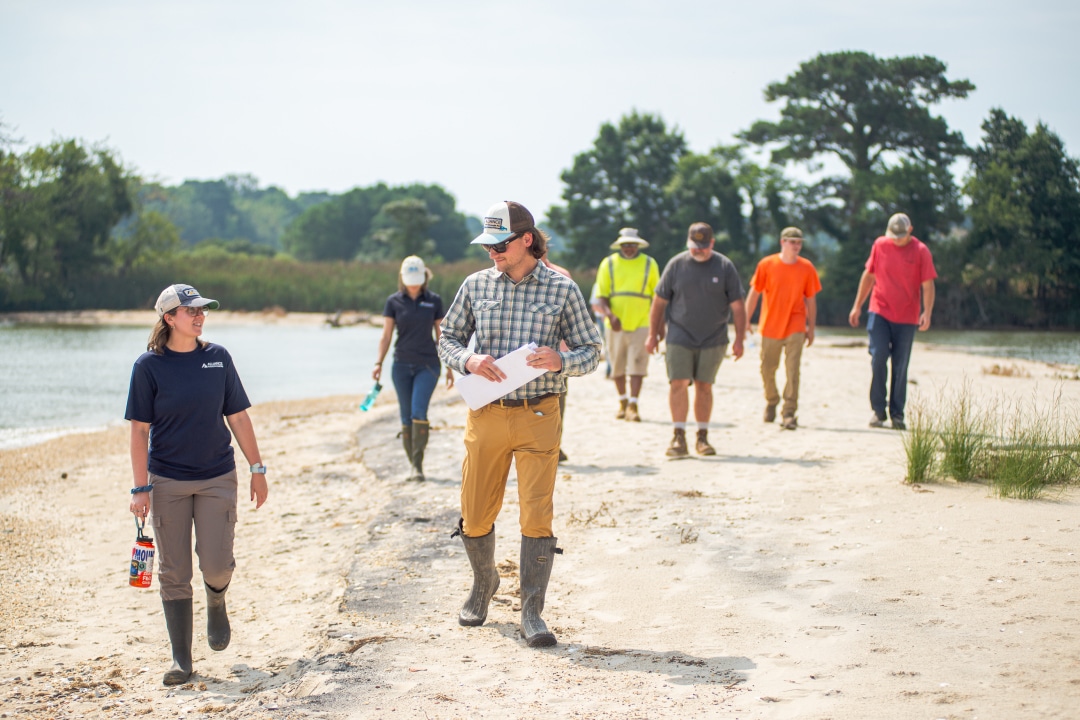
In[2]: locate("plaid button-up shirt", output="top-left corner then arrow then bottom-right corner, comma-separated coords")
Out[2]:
438,262 -> 602,400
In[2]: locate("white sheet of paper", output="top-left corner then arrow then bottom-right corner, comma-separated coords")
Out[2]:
455,343 -> 547,410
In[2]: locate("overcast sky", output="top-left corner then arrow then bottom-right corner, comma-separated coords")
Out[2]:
2,1 -> 1077,220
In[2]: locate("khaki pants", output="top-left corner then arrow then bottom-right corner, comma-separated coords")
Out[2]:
760,333 -> 805,418
460,395 -> 561,538
150,470 -> 238,601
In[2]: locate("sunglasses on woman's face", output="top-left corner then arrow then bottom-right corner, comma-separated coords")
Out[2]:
174,306 -> 209,317
487,234 -> 520,254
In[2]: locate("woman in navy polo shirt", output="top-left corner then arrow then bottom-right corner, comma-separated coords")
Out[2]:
373,256 -> 452,481
125,284 -> 268,686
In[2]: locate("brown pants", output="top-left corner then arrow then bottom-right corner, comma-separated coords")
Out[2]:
150,470 -> 238,601
760,333 -> 806,418
460,395 -> 561,538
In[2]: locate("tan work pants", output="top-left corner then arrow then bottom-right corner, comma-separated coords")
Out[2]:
150,470 -> 238,601
760,333 -> 805,418
460,394 -> 561,538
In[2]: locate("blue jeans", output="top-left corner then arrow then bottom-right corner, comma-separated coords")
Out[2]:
867,313 -> 917,422
391,362 -> 440,425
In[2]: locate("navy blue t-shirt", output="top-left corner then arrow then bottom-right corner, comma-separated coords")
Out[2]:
382,289 -> 445,365
125,343 -> 252,481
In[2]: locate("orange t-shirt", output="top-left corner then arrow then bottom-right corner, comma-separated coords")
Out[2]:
750,255 -> 822,340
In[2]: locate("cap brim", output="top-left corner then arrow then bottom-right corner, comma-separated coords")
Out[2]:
686,240 -> 710,249
401,272 -> 427,285
189,298 -> 220,310
471,230 -> 514,245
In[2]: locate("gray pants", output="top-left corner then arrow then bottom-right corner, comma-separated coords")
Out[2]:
150,470 -> 238,601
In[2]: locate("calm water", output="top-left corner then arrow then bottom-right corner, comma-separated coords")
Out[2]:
0,322 -> 382,449
0,323 -> 1077,450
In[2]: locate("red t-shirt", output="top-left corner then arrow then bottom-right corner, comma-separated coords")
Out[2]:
866,236 -> 937,324
750,255 -> 822,340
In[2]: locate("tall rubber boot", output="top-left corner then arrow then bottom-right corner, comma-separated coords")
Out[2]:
400,425 -> 413,476
409,419 -> 429,482
205,583 -> 231,651
162,598 -> 193,686
453,519 -> 500,626
520,535 -> 560,648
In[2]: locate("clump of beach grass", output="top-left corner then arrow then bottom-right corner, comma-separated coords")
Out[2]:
902,401 -> 938,484
983,392 -> 1080,499
902,383 -> 1080,499
939,379 -> 990,482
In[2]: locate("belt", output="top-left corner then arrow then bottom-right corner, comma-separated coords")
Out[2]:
490,392 -> 557,408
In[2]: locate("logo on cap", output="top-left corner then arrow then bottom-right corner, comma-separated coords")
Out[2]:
484,217 -> 509,231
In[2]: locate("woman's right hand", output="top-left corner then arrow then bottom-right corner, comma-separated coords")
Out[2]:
130,493 -> 150,520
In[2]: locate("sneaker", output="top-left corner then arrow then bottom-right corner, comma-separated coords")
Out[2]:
869,413 -> 886,428
695,430 -> 716,456
616,399 -> 628,420
781,415 -> 798,430
764,404 -> 777,423
666,429 -> 688,458
891,418 -> 906,431
625,402 -> 641,422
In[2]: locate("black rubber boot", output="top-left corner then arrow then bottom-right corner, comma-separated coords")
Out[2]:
456,519 -> 499,626
162,598 -> 193,686
520,536 -> 559,648
205,583 -> 231,651
409,420 -> 429,482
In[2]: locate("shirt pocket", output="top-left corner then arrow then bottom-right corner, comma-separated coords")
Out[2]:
474,298 -> 502,337
528,302 -> 562,341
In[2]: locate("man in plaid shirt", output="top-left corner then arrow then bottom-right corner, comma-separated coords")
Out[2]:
438,200 -> 601,648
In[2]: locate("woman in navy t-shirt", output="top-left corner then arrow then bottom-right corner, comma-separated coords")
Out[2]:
373,256 -> 452,481
125,284 -> 268,686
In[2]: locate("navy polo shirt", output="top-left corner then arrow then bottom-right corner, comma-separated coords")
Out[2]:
383,289 -> 445,365
125,343 -> 251,481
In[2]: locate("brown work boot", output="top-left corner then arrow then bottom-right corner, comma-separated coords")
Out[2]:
781,415 -> 798,431
616,398 -> 628,419
625,402 -> 641,422
695,430 -> 716,456
665,428 -> 688,458
764,404 -> 777,423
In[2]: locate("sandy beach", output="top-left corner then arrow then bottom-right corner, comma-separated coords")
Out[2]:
2,328 -> 1079,719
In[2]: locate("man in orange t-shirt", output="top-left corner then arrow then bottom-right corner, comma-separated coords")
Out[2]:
744,227 -> 822,430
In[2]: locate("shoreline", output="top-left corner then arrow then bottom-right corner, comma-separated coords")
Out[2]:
2,342 -> 1079,718
0,308 -> 380,327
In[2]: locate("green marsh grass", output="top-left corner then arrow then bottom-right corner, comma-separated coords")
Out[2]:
984,392 -> 1080,499
939,380 -> 990,482
902,402 -> 938,484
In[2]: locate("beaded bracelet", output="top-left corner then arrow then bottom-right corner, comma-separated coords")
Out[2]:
130,485 -> 154,495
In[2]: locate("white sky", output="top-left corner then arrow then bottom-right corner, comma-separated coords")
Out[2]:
2,1 -> 1077,220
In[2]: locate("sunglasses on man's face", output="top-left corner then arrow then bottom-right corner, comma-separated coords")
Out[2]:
487,234 -> 520,254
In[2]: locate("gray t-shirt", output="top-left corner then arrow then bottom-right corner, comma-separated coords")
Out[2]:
655,250 -> 744,348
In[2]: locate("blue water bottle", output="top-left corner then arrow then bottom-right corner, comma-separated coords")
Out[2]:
359,382 -> 382,412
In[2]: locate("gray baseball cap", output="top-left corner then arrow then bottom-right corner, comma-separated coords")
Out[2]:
155,284 -> 220,317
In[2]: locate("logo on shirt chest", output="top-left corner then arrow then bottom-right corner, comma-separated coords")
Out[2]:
202,362 -> 224,369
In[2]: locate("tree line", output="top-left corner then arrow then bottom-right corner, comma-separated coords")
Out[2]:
2,51 -> 1078,326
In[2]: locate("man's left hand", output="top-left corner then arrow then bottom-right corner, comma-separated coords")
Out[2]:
527,346 -> 563,372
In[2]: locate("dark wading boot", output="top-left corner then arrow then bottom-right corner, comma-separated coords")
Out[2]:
408,419 -> 429,482
453,519 -> 500,626
162,598 -> 193,686
205,583 -> 231,651
520,535 -> 560,648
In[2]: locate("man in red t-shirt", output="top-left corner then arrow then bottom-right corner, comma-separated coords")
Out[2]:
745,227 -> 822,430
848,213 -> 937,430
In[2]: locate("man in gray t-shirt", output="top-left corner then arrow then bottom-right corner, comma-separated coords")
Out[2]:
646,222 -> 746,457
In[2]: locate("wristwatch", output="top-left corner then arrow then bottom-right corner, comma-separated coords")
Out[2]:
250,463 -> 267,474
